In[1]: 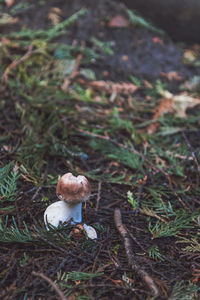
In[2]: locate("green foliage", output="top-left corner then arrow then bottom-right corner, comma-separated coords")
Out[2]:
55,271 -> 103,298
57,270 -> 103,282
169,281 -> 199,300
130,75 -> 141,87
145,186 -> 176,217
148,245 -> 164,261
112,244 -> 120,255
108,108 -> 140,141
90,139 -> 142,171
2,9 -> 87,42
176,233 -> 200,253
148,209 -> 193,239
0,216 -> 37,243
54,44 -> 99,62
0,216 -> 71,244
127,191 -> 136,210
19,252 -> 30,267
0,162 -> 19,202
91,37 -> 114,55
10,2 -> 30,15
127,9 -> 164,35
86,169 -> 133,185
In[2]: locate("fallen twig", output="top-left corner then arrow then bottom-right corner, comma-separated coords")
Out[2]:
32,271 -> 67,300
114,208 -> 159,297
3,45 -> 33,83
182,131 -> 200,174
85,80 -> 138,95
95,181 -> 102,211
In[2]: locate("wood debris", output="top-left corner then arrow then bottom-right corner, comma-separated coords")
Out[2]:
87,80 -> 138,95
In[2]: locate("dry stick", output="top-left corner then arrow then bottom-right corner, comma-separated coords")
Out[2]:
3,45 -> 33,83
95,181 -> 102,211
78,129 -> 187,208
114,208 -> 159,297
32,271 -> 67,300
61,41 -> 85,91
182,131 -> 200,179
182,131 -> 200,189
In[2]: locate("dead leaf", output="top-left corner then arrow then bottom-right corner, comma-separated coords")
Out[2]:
1,37 -> 11,45
183,49 -> 196,63
2,145 -> 11,152
155,154 -> 167,167
0,13 -> 18,25
122,55 -> 128,61
48,7 -> 61,25
147,90 -> 200,133
147,98 -> 172,134
88,80 -> 138,95
143,80 -> 153,89
13,162 -> 19,174
161,71 -> 183,81
161,90 -> 200,118
1,37 -> 19,48
108,15 -> 129,28
5,0 -> 14,8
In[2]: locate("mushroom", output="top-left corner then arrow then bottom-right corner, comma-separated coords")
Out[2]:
44,173 -> 91,228
83,224 -> 97,240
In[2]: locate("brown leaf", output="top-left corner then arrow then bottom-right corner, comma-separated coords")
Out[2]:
1,37 -> 19,48
88,80 -> 138,95
183,49 -> 196,63
48,7 -> 61,25
161,90 -> 200,118
147,90 -> 200,133
161,71 -> 183,81
108,15 -> 129,28
147,98 -> 172,134
0,13 -> 18,25
5,0 -> 14,8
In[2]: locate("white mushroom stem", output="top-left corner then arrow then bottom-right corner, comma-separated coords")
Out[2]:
44,201 -> 82,229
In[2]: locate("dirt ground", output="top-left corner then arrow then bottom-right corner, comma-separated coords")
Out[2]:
2,0 -> 200,82
0,0 -> 200,299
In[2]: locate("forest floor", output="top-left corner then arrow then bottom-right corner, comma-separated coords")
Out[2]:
0,0 -> 200,299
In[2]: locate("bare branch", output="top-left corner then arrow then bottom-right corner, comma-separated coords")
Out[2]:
32,271 -> 67,300
114,208 -> 159,297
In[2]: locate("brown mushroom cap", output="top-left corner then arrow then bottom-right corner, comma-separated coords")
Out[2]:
56,173 -> 91,205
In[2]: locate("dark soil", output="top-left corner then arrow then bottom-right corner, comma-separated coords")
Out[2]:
2,0 -> 200,82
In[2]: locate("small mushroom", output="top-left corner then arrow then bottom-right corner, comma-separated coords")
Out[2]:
44,173 -> 91,228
